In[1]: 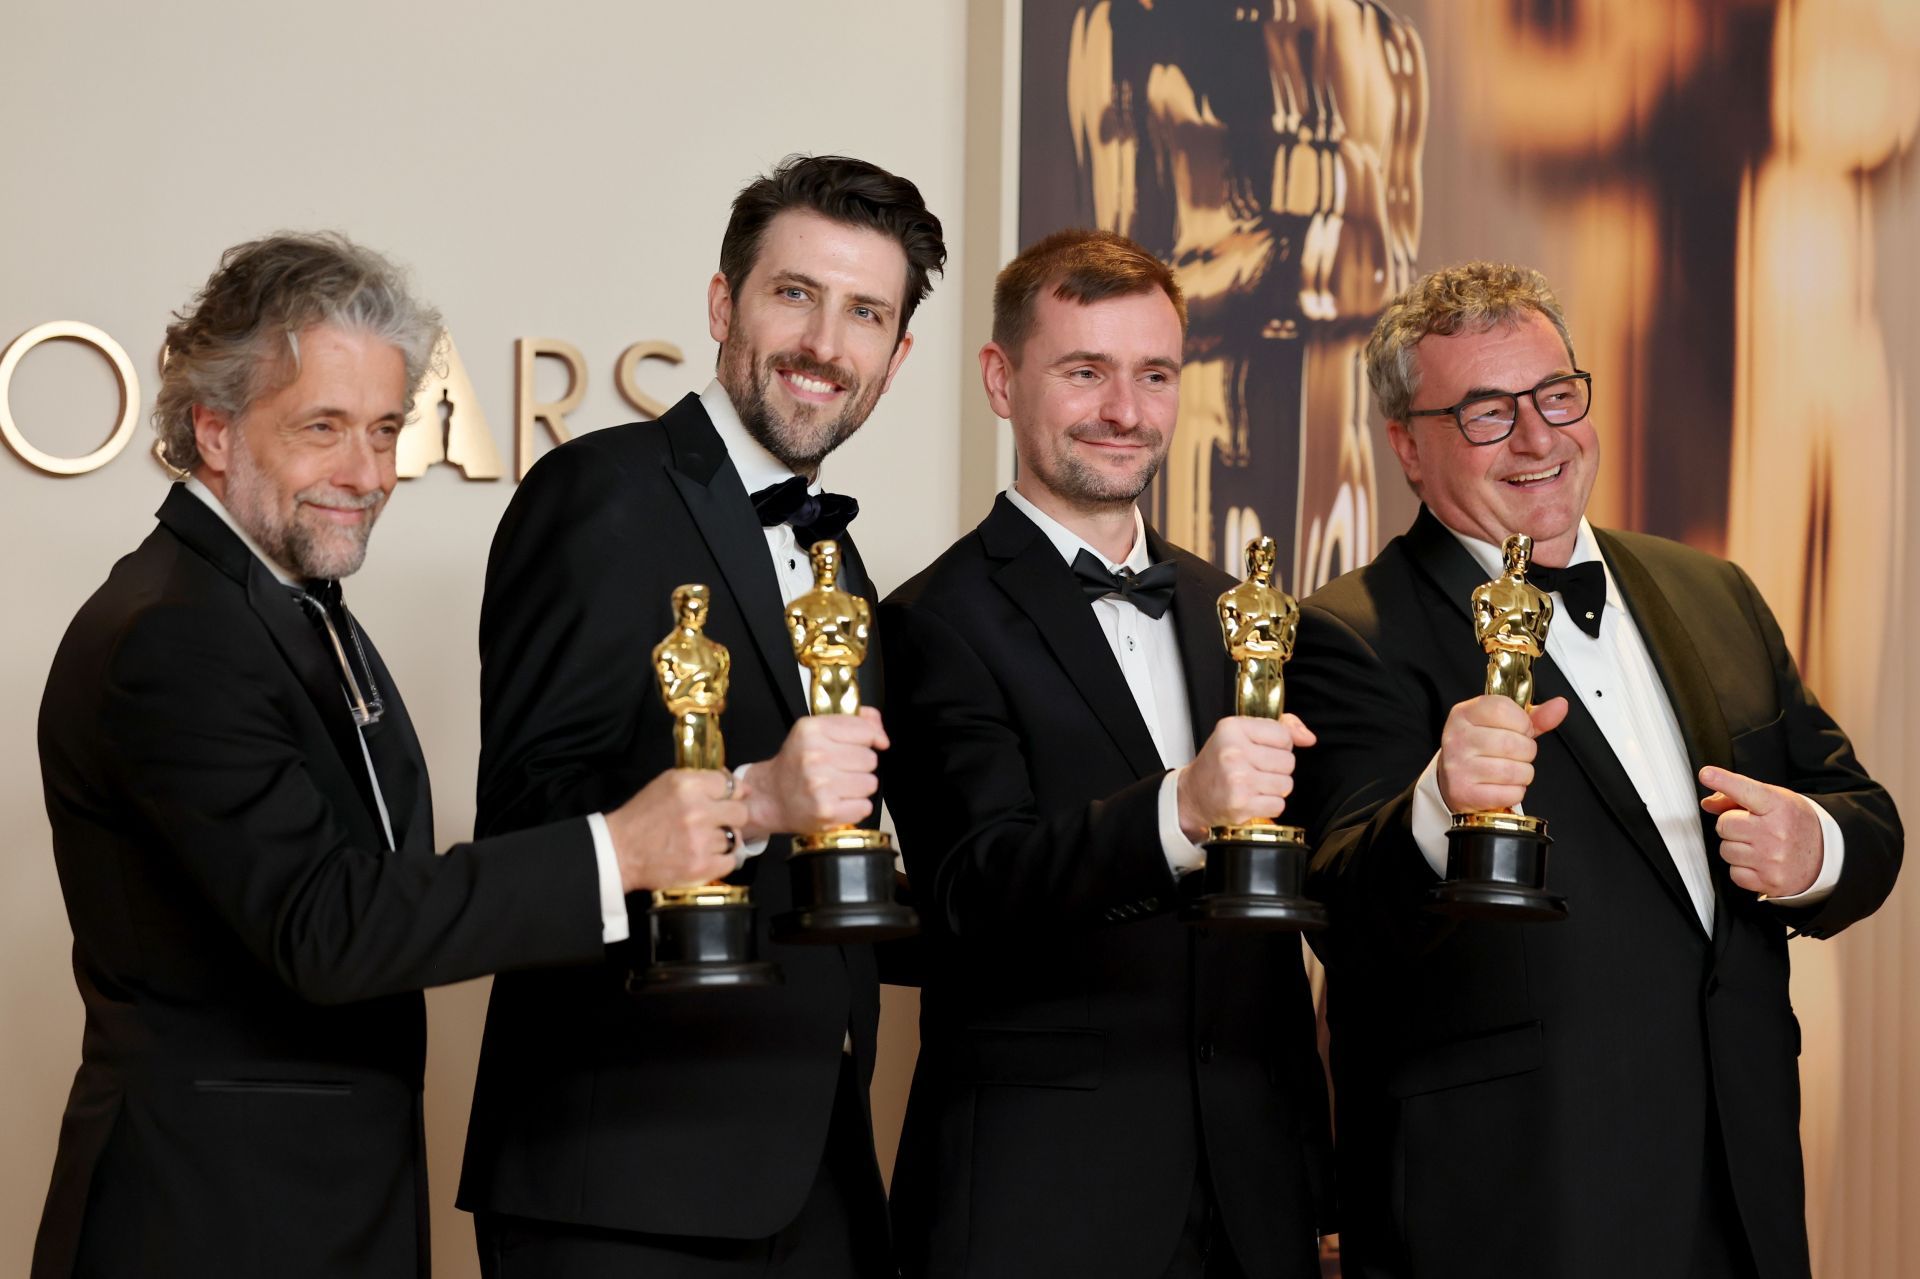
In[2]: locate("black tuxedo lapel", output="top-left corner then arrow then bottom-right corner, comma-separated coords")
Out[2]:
1596,530 -> 1738,949
982,496 -> 1165,780
1401,508 -> 1702,929
839,535 -> 884,713
155,486 -> 385,832
1149,527 -> 1230,745
658,395 -> 808,724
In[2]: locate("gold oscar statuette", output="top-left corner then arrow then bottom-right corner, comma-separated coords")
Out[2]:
635,583 -> 781,990
771,541 -> 918,943
1430,534 -> 1567,921
1180,536 -> 1327,931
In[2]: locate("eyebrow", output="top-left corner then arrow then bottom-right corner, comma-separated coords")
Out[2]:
1460,370 -> 1576,399
770,270 -> 896,317
289,406 -> 405,424
1052,349 -> 1182,371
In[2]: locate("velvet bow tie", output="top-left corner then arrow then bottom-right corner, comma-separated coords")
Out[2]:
750,475 -> 860,547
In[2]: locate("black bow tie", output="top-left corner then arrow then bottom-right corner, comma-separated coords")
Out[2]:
750,475 -> 859,547
1526,560 -> 1605,638
1072,549 -> 1178,619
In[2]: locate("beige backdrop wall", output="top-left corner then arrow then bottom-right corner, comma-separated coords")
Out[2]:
0,3 -> 982,1275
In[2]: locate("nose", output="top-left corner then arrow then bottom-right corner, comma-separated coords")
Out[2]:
798,306 -> 844,367
1100,378 -> 1142,431
334,427 -> 386,494
1507,396 -> 1558,455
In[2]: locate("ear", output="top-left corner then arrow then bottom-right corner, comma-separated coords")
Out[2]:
1385,417 -> 1422,491
706,273 -> 734,345
192,404 -> 237,477
878,329 -> 915,395
979,342 -> 1015,420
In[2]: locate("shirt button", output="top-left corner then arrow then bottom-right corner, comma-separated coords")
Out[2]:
1126,636 -> 1137,652
788,558 -> 796,570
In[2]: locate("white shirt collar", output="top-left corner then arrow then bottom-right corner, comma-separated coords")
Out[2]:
1004,486 -> 1152,574
182,476 -> 300,587
699,378 -> 818,499
1443,515 -> 1622,610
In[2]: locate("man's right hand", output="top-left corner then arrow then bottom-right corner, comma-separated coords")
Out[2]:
740,706 -> 889,843
1435,694 -> 1569,813
604,769 -> 751,893
1177,714 -> 1317,842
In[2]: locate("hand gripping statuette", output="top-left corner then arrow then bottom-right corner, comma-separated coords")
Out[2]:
635,583 -> 782,991
1181,535 -> 1328,931
1430,533 -> 1567,921
769,541 -> 919,944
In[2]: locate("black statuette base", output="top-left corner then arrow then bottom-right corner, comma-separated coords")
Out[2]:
771,844 -> 919,945
635,900 -> 782,991
1428,813 -> 1566,922
1180,823 -> 1328,933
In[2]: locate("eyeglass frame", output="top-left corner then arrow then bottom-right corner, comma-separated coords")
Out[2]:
1402,370 -> 1594,446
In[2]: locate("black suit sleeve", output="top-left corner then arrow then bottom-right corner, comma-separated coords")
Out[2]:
1728,564 -> 1903,938
1291,600 -> 1453,957
878,597 -> 1175,936
93,601 -> 603,1006
476,443 -> 674,838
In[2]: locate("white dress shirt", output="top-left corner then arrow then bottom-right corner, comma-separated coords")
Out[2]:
1409,518 -> 1843,931
183,478 -> 628,941
1003,488 -> 1207,874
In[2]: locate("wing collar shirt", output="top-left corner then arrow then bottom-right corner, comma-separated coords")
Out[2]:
183,477 -> 629,944
1408,516 -> 1843,931
1003,487 -> 1206,874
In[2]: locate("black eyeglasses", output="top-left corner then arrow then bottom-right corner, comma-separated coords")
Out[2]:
1404,371 -> 1593,445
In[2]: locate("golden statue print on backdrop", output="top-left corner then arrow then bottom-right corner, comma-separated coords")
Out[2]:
1032,0 -> 1427,593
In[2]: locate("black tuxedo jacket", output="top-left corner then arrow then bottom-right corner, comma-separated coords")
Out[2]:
32,484 -> 603,1279
1290,507 -> 1902,1279
456,393 -> 887,1240
877,495 -> 1333,1279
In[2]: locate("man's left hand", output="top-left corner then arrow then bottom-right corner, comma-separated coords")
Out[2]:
1698,765 -> 1824,897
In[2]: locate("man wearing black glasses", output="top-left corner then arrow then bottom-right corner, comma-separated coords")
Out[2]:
1288,261 -> 1901,1279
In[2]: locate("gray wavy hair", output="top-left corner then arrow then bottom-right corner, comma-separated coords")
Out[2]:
1364,261 -> 1576,423
153,232 -> 442,472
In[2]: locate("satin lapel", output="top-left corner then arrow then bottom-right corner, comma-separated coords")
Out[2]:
840,535 -> 884,713
358,634 -> 429,852
1152,530 -> 1230,746
244,569 -> 385,829
663,466 -> 808,726
1597,530 -> 1736,950
989,517 -> 1165,780
1403,508 -> 1702,928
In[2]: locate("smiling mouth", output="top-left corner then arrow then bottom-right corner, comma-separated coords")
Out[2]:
778,368 -> 843,400
1503,463 -> 1563,487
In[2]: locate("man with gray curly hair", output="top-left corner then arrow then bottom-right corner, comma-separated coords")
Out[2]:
1287,260 -> 1901,1279
33,233 -> 754,1278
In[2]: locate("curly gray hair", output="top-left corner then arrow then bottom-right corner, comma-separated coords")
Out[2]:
153,232 -> 442,471
1364,261 -> 1576,424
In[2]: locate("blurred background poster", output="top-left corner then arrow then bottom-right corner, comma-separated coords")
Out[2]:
1020,2 -> 1920,1274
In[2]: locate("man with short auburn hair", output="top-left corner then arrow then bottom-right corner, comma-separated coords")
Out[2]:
1290,260 -> 1902,1279
33,233 -> 748,1279
459,153 -> 945,1278
878,226 -> 1332,1278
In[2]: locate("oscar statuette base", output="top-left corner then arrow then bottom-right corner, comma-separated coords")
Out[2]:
634,887 -> 782,992
1427,812 -> 1566,922
1179,822 -> 1329,932
770,828 -> 920,945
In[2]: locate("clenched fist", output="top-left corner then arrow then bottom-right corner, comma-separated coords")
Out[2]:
604,768 -> 753,893
741,706 -> 889,841
1177,715 -> 1318,842
1435,694 -> 1569,814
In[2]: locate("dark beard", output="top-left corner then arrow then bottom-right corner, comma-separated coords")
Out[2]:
728,350 -> 879,475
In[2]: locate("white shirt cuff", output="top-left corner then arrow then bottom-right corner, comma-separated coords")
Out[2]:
1159,768 -> 1207,874
585,811 -> 630,944
1765,797 -> 1846,907
1411,753 -> 1454,879
732,763 -> 769,866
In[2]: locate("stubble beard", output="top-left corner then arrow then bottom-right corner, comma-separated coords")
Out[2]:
225,430 -> 382,581
721,338 -> 882,476
1043,421 -> 1167,512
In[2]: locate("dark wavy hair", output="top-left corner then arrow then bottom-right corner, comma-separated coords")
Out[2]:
717,154 -> 947,340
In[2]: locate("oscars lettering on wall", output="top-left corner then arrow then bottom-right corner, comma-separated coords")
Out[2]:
0,323 -> 684,481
